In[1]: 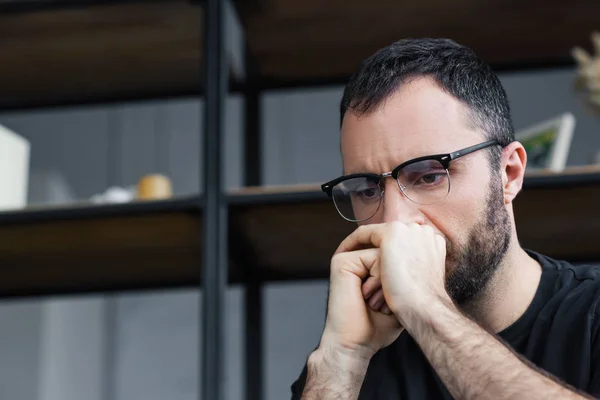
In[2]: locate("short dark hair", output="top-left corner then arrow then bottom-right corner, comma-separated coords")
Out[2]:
340,38 -> 515,168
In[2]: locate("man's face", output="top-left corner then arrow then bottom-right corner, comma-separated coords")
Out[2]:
340,77 -> 511,304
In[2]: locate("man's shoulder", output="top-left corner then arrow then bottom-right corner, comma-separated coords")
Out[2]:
531,250 -> 600,283
530,250 -> 600,314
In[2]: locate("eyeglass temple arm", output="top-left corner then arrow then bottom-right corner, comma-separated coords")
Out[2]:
449,140 -> 498,160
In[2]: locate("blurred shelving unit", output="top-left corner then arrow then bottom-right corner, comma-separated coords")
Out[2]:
2,165 -> 600,295
2,1 -> 600,399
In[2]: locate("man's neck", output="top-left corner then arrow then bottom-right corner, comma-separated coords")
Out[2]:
460,243 -> 542,333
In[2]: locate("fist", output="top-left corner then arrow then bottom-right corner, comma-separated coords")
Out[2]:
319,234 -> 404,359
378,222 -> 448,320
318,222 -> 448,360
358,222 -> 448,323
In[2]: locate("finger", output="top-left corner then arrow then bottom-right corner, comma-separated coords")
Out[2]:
368,288 -> 385,310
381,304 -> 392,315
331,248 -> 379,282
362,276 -> 381,299
434,233 -> 446,255
335,224 -> 387,255
418,224 -> 445,247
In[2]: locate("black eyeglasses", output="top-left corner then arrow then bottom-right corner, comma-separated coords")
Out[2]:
321,140 -> 500,222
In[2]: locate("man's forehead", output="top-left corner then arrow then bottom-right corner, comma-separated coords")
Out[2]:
340,129 -> 456,174
339,78 -> 481,173
342,128 -> 436,158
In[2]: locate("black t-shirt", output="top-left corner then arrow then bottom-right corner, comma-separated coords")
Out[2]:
291,251 -> 600,399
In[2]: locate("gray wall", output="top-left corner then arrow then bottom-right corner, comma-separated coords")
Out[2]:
0,301 -> 42,400
38,297 -> 109,400
0,67 -> 599,400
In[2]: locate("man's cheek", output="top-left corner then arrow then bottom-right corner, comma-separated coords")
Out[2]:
444,238 -> 462,264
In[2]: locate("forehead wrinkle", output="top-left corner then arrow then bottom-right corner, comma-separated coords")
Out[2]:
341,133 -> 394,173
343,141 -> 397,175
342,129 -> 451,174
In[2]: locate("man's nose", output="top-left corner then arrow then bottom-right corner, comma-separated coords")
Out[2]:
380,179 -> 425,225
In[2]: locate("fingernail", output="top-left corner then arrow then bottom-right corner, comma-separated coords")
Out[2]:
381,304 -> 391,315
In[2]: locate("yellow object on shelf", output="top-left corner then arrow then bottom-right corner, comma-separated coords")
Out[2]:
137,174 -> 173,200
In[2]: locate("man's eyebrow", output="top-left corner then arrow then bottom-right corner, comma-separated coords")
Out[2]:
343,163 -> 380,175
343,168 -> 367,175
344,150 -> 458,176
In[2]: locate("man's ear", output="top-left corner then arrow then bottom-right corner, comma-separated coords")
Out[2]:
501,141 -> 527,205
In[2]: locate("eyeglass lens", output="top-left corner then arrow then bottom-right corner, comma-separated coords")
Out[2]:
332,159 -> 450,222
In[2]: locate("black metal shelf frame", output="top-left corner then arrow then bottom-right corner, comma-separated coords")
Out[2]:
202,0 -> 227,399
202,0 -> 265,398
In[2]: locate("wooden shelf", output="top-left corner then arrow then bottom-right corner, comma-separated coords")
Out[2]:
0,197 -> 202,297
2,0 -> 597,108
1,166 -> 599,298
0,0 -> 244,109
516,165 -> 600,263
234,166 -> 600,281
238,0 -> 597,85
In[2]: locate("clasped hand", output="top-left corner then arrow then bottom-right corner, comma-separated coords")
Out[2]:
319,221 -> 451,360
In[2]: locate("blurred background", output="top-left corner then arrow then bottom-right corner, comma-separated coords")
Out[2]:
0,1 -> 600,399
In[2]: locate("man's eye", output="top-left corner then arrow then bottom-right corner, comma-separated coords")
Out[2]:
358,188 -> 378,198
416,173 -> 445,186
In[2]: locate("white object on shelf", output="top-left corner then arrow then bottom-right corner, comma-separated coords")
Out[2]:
0,124 -> 30,210
89,186 -> 135,204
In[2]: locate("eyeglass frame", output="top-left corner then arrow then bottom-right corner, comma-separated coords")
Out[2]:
321,139 -> 501,221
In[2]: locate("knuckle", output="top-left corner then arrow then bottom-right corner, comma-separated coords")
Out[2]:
419,223 -> 430,230
356,224 -> 368,234
436,233 -> 446,245
331,251 -> 358,272
421,224 -> 434,235
331,252 -> 346,267
388,220 -> 406,234
434,234 -> 446,249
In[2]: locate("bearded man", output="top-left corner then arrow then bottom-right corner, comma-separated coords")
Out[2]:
291,38 -> 600,399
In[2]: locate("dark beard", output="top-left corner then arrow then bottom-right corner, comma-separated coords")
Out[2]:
444,173 -> 512,304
